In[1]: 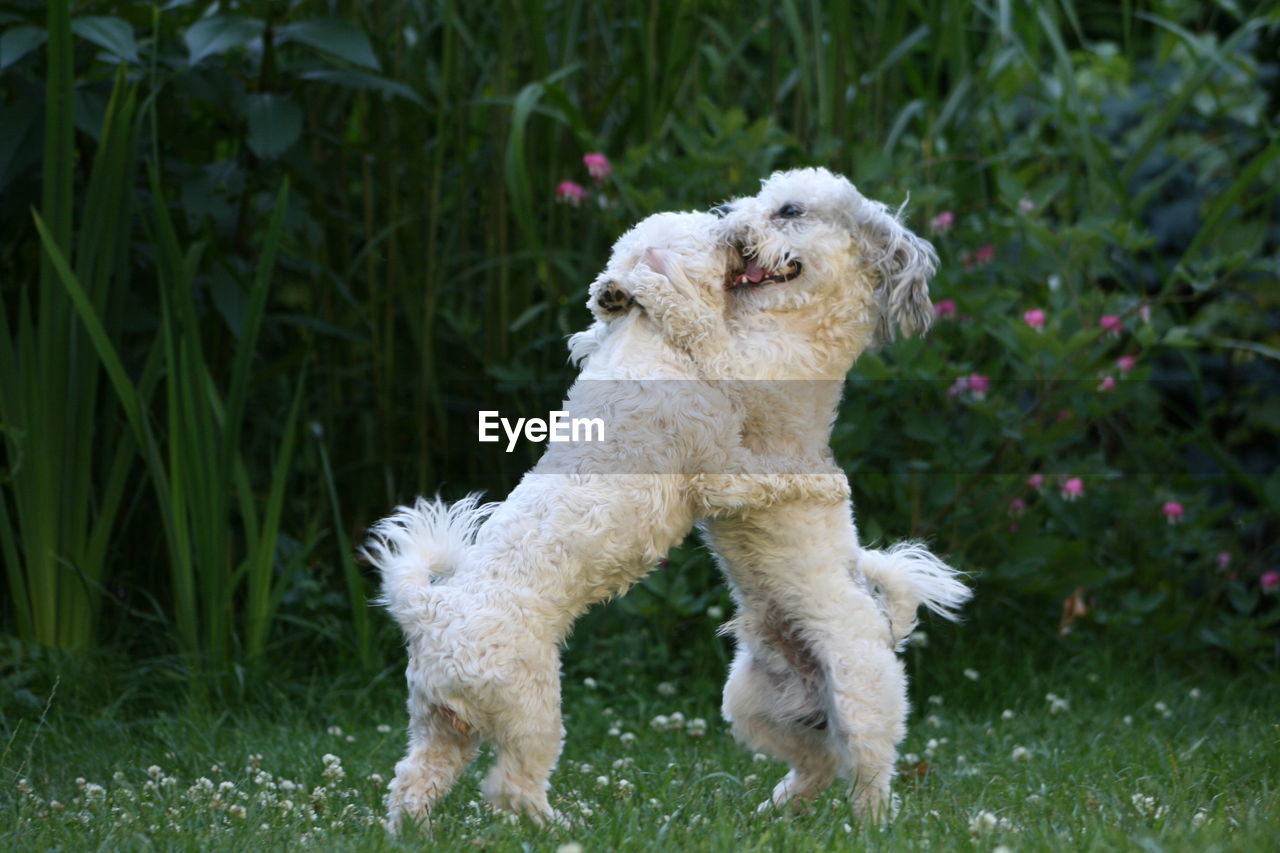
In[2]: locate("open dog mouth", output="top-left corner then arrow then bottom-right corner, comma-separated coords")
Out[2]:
726,257 -> 803,289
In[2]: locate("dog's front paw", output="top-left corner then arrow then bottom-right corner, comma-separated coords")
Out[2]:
594,281 -> 635,315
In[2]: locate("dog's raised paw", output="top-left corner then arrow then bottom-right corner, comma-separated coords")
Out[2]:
595,282 -> 635,314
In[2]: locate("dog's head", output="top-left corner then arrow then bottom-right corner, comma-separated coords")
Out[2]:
586,210 -> 730,323
715,167 -> 937,348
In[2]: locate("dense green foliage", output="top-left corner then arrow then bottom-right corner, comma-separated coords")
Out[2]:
1,0 -> 1278,678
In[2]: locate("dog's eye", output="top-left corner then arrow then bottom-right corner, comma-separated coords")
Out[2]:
711,204 -> 733,219
776,202 -> 804,219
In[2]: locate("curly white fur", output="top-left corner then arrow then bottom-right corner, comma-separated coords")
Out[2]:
365,210 -> 848,830
617,167 -> 968,820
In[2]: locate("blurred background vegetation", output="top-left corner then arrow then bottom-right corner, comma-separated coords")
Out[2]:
1,0 -> 1277,694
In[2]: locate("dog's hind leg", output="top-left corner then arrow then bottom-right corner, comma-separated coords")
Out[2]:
480,670 -> 565,825
723,646 -> 837,810
385,704 -> 478,833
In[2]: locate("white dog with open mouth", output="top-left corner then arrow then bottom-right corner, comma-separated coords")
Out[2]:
613,167 -> 971,819
710,168 -> 970,819
363,210 -> 847,830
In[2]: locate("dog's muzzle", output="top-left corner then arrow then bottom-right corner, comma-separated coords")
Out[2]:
726,253 -> 803,289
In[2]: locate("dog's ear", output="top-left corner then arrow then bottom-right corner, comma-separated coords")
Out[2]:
865,211 -> 938,346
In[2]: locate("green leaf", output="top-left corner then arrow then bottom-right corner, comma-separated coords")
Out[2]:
71,15 -> 138,64
184,15 -> 264,67
277,19 -> 380,70
244,93 -> 302,159
299,69 -> 423,105
0,25 -> 46,70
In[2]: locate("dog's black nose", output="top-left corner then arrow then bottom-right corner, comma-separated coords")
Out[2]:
711,204 -> 733,219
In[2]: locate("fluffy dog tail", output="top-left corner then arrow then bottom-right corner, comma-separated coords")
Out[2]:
361,494 -> 494,631
858,542 -> 971,649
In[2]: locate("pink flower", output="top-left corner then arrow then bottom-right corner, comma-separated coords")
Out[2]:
1027,473 -> 1045,492
1261,571 -> 1280,593
556,180 -> 588,205
1162,501 -> 1183,525
1009,498 -> 1026,517
1057,410 -> 1073,422
1023,308 -> 1045,331
934,299 -> 957,319
1099,315 -> 1123,337
973,244 -> 996,265
1098,375 -> 1116,392
1018,196 -> 1035,213
1060,477 -> 1084,501
967,373 -> 990,399
930,211 -> 955,234
582,152 -> 611,183
1116,355 -> 1137,373
1216,552 -> 1231,571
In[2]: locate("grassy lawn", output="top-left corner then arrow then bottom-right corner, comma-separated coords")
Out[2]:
3,634 -> 1276,851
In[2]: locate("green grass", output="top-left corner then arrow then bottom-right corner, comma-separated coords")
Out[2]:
3,639 -> 1276,851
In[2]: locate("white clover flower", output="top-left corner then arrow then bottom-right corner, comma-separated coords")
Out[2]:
842,822 -> 853,833
229,804 -> 247,820
1011,746 -> 1031,763
376,724 -> 392,734
84,782 -> 106,802
656,681 -> 677,697
650,715 -> 669,731
369,773 -> 385,787
926,715 -> 942,728
1154,701 -> 1171,718
963,668 -> 980,681
648,797 -> 660,807
619,732 -> 636,747
687,718 -> 708,737
582,677 -> 598,689
1123,715 -> 1133,725
616,778 -> 632,792
612,757 -> 633,770
668,712 -> 685,729
1188,688 -> 1201,700
16,778 -> 32,796
1191,808 -> 1209,828
326,726 -> 343,736
908,629 -> 929,647
49,799 -> 64,811
595,775 -> 610,788
707,605 -> 724,620
752,753 -> 768,763
1131,793 -> 1166,820
1046,694 -> 1069,714
968,810 -> 999,835
1001,709 -> 1015,720
994,845 -> 1014,853
925,738 -> 940,756
112,770 -> 127,784
556,844 -> 585,853
345,734 -> 356,742
744,774 -> 758,784
902,753 -> 920,764
928,694 -> 944,706
1086,672 -> 1100,683
968,809 -> 1016,837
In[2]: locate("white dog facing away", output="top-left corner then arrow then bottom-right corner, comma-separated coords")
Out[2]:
363,211 -> 848,829
610,167 -> 972,818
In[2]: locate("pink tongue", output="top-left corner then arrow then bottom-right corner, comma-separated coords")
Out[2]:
744,260 -> 766,282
